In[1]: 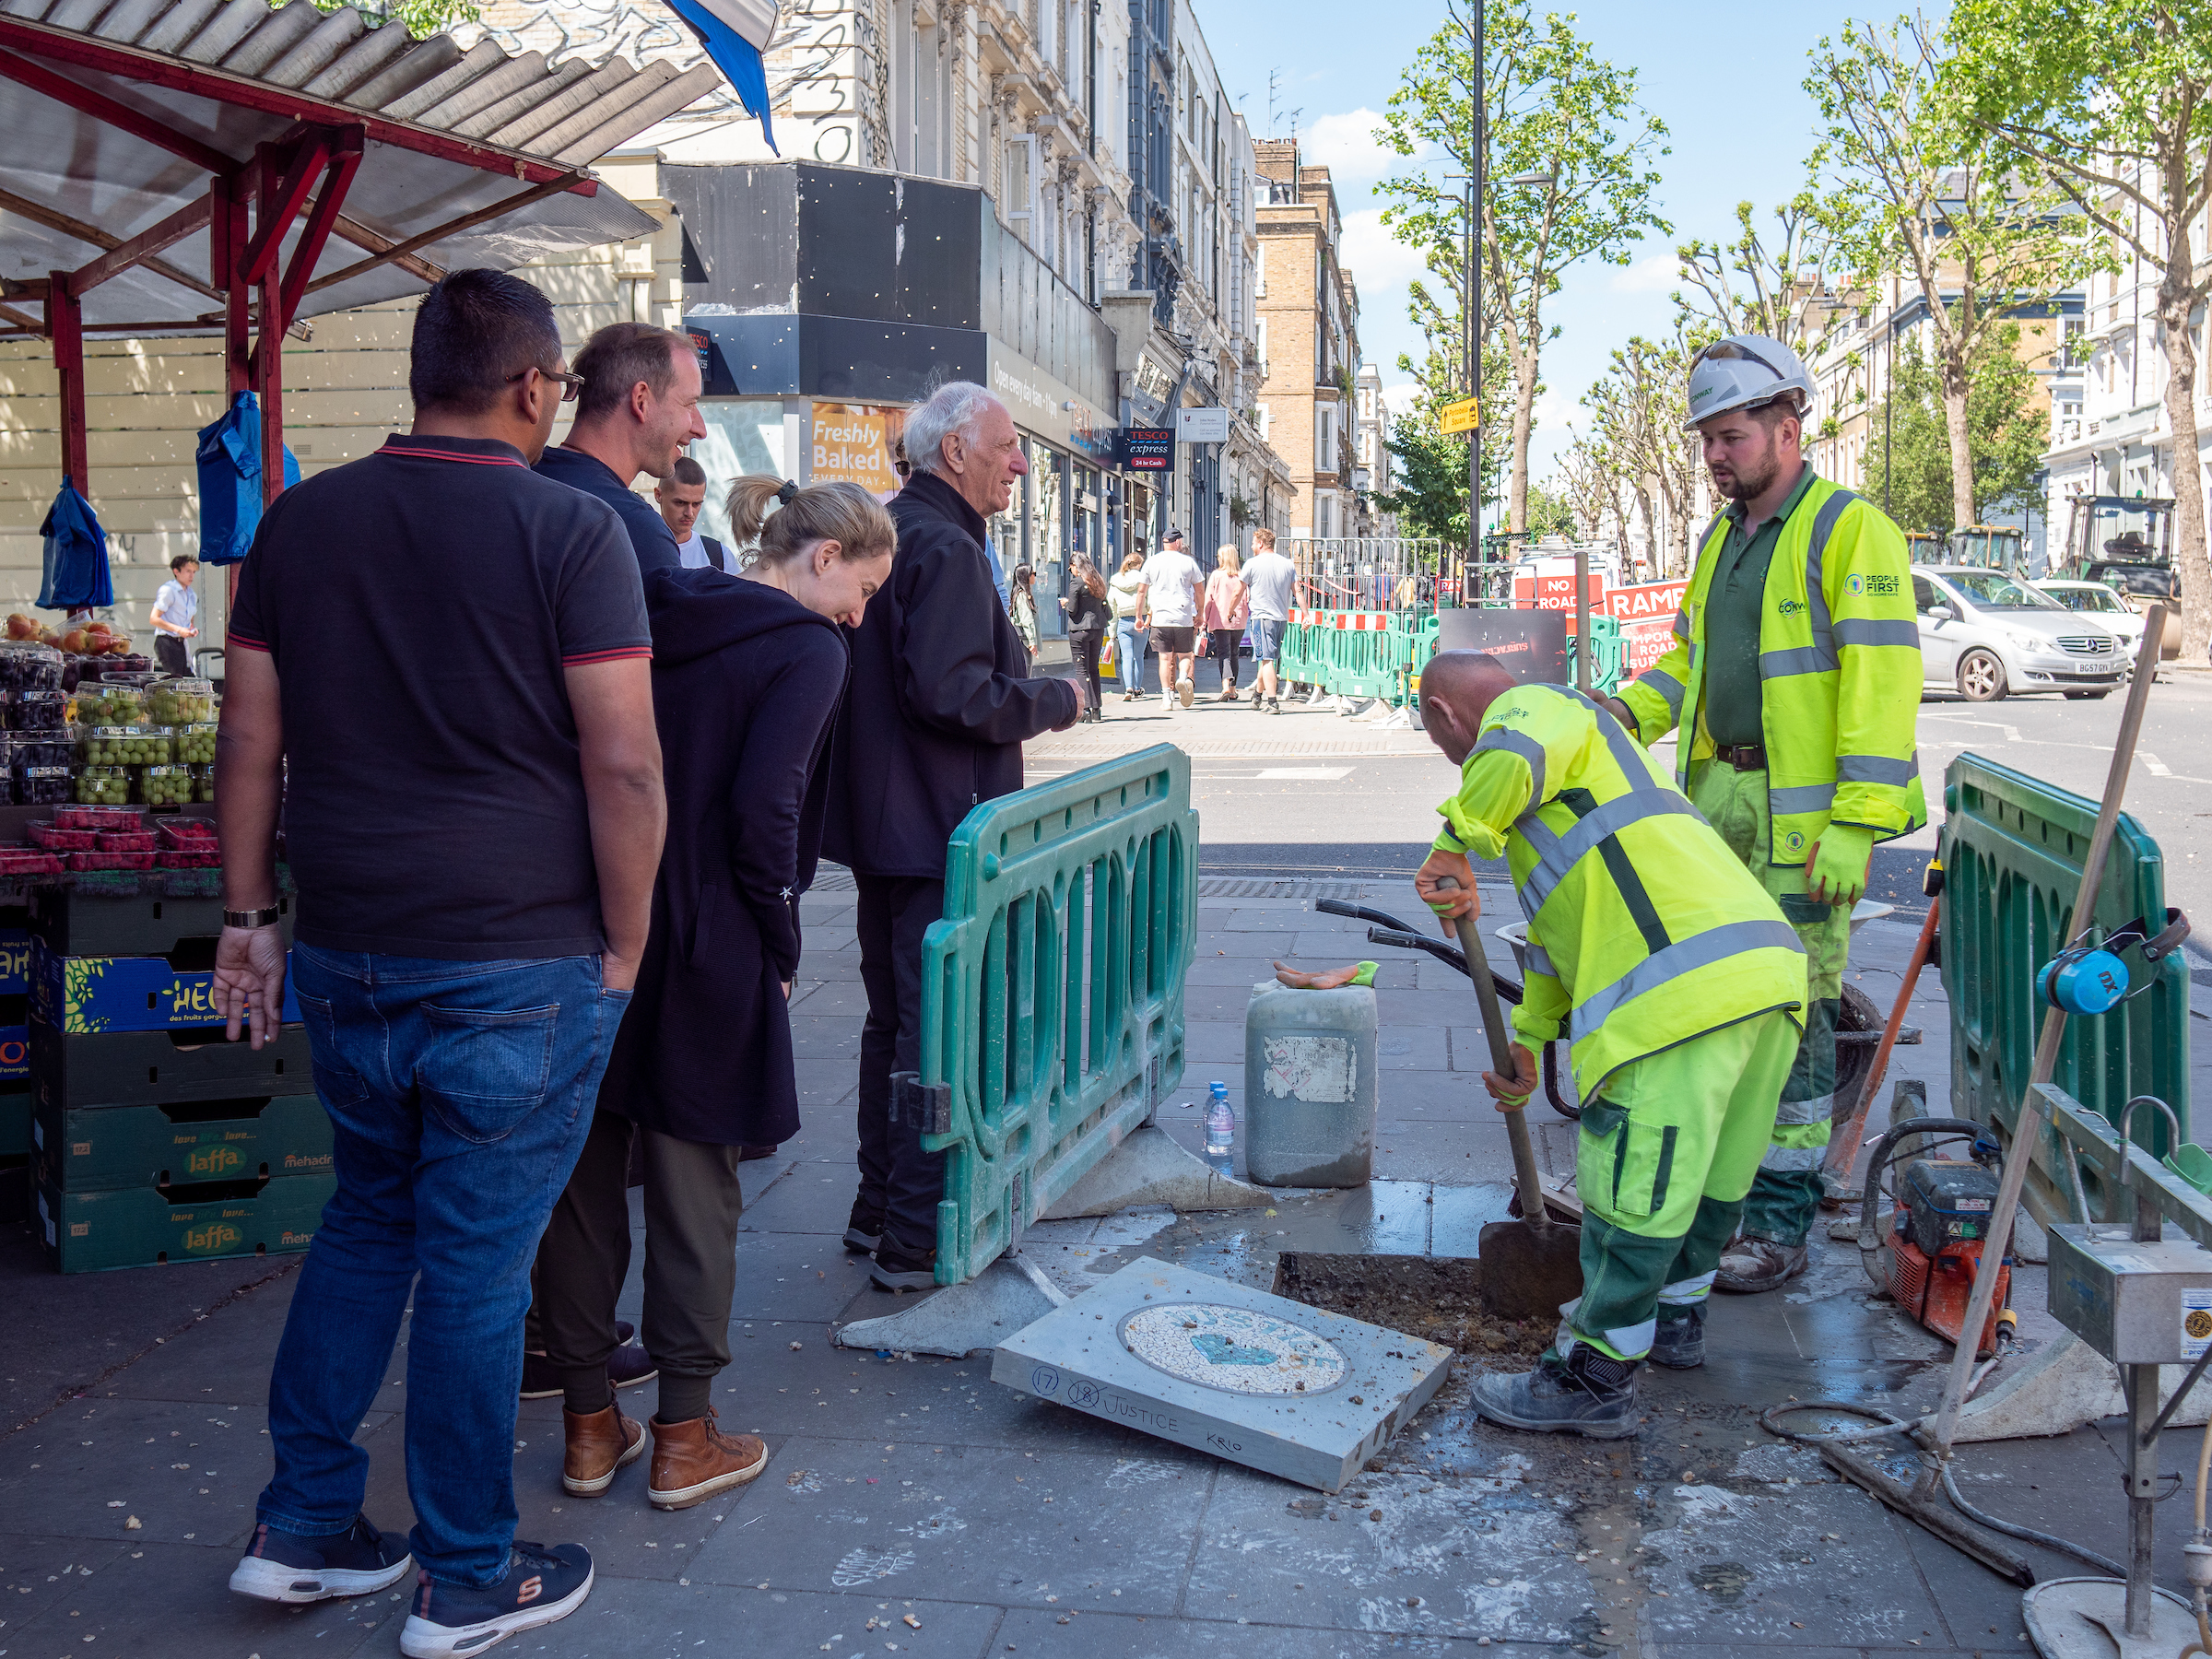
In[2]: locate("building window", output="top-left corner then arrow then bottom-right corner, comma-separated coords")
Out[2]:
1006,135 -> 1036,241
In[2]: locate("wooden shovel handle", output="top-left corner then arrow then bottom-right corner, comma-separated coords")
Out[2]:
1438,877 -> 1552,1235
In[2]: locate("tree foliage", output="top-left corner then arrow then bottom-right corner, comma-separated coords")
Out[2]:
1583,325 -> 1703,579
1378,416 -> 1476,548
1376,0 -> 1668,538
301,0 -> 479,36
1860,325 -> 2052,534
1676,197 -> 1841,359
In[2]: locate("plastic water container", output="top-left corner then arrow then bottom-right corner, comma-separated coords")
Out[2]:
1242,979 -> 1380,1187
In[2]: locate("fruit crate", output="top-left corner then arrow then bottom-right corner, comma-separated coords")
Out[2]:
0,1081 -> 26,1156
30,940 -> 301,1034
29,888 -> 292,958
31,1018 -> 312,1111
33,1091 -> 331,1191
34,1171 -> 334,1273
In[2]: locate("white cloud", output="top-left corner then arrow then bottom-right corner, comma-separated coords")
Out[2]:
1609,253 -> 1682,294
1382,381 -> 1424,417
1298,109 -> 1420,185
1337,206 -> 1429,300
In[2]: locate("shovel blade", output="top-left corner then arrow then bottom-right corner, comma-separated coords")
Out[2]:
1476,1218 -> 1584,1324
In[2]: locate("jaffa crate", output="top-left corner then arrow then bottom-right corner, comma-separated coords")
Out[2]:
32,1018 -> 312,1112
30,941 -> 302,1034
34,1171 -> 333,1273
27,887 -> 293,959
33,1091 -> 332,1192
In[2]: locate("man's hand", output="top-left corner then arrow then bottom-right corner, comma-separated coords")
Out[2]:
1603,696 -> 1637,735
1415,847 -> 1477,935
1052,677 -> 1087,732
603,951 -> 642,994
213,924 -> 287,1050
1480,1041 -> 1539,1111
1806,823 -> 1875,907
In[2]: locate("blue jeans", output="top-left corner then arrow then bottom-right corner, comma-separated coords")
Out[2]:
257,946 -> 630,1587
1113,618 -> 1148,693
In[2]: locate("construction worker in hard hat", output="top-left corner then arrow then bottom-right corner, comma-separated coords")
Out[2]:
1607,334 -> 1925,1294
1416,653 -> 1806,1437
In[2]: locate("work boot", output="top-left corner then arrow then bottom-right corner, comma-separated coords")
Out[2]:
870,1240 -> 938,1292
1470,1344 -> 1640,1439
647,1409 -> 769,1511
843,1195 -> 883,1255
1714,1237 -> 1809,1293
562,1401 -> 646,1498
1649,1307 -> 1705,1371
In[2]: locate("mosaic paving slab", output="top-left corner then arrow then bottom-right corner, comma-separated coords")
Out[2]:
990,1255 -> 1452,1492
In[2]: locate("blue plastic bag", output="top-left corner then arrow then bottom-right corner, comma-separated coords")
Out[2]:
37,479 -> 112,611
194,390 -> 300,566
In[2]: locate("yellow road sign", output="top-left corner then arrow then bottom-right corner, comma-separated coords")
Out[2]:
1440,397 -> 1480,434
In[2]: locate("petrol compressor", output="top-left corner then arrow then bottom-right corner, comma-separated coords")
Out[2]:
1858,1117 -> 2017,1359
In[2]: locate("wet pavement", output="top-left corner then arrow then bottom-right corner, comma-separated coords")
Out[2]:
0,876 -> 2184,1659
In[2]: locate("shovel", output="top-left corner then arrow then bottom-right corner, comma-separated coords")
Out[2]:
1436,877 -> 1583,1323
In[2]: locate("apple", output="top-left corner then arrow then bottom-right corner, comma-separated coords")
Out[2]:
59,629 -> 86,654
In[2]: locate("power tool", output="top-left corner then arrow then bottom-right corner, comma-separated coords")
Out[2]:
1858,1116 -> 2017,1359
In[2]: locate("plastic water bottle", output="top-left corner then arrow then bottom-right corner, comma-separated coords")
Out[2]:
1204,1081 -> 1236,1173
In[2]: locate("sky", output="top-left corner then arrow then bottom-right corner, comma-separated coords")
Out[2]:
1194,0 -> 1901,486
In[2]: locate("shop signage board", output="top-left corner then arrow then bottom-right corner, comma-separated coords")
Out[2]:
1175,406 -> 1230,443
808,404 -> 906,496
1120,428 -> 1175,471
985,342 -> 1116,465
1606,578 -> 1689,677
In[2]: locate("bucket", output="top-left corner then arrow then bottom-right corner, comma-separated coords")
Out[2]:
1242,979 -> 1380,1187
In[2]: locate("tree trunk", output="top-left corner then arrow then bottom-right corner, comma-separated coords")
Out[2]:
1509,340 -> 1539,535
2159,283 -> 2210,662
1937,339 -> 1976,531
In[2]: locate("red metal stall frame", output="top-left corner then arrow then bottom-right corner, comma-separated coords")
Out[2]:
0,14 -> 604,597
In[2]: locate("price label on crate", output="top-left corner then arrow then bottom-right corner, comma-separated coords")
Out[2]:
2183,1288 -> 2212,1360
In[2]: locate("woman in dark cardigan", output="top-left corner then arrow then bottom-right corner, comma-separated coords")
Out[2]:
535,477 -> 895,1514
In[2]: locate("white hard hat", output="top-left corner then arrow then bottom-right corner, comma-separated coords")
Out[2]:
1683,334 -> 1813,433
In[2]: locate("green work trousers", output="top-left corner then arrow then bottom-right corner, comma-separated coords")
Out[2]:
1689,759 -> 1853,1247
1561,1008 -> 1800,1362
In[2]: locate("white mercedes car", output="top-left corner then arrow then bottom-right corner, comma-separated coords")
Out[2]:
1912,567 -> 2124,701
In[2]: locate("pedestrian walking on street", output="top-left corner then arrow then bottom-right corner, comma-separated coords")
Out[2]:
1143,528 -> 1203,708
1009,561 -> 1041,652
535,321 -> 707,575
535,477 -> 893,1512
822,381 -> 1083,1291
211,268 -> 665,1657
1241,527 -> 1295,714
1610,334 -> 1924,1295
1062,556 -> 1110,721
1416,653 -> 1806,1438
1109,550 -> 1149,700
656,454 -> 731,571
1202,545 -> 1250,700
148,552 -> 199,678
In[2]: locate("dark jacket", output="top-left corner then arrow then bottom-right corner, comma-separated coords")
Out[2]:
597,566 -> 848,1146
1065,584 -> 1110,638
534,445 -> 681,575
823,472 -> 1079,877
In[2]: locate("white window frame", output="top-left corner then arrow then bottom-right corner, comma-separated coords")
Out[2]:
1006,135 -> 1037,241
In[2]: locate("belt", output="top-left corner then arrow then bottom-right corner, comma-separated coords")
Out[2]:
1713,744 -> 1768,771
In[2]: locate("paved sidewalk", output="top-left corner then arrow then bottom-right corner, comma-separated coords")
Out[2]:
0,877 -> 2160,1659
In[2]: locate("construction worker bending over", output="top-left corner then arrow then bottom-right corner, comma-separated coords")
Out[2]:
1609,334 -> 1924,1295
1415,655 -> 1807,1437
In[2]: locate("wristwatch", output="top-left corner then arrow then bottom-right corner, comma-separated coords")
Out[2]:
223,907 -> 282,929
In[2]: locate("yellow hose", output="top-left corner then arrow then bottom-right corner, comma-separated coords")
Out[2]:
2187,1418 -> 2212,1659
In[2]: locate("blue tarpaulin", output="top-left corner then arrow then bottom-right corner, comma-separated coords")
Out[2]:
665,0 -> 777,152
194,390 -> 300,566
38,480 -> 111,612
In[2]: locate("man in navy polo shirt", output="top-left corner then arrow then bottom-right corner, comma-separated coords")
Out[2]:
535,322 -> 708,573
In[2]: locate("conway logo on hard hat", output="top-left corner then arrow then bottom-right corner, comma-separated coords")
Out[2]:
1683,334 -> 1815,432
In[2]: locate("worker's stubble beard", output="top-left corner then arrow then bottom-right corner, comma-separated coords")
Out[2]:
1712,429 -> 1785,505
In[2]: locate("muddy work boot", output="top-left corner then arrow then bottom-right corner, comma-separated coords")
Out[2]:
1649,1307 -> 1704,1371
1714,1237 -> 1808,1293
1471,1344 -> 1640,1439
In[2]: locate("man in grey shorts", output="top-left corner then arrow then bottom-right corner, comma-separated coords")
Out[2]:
1241,528 -> 1296,714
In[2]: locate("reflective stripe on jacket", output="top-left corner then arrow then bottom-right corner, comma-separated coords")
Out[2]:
1618,472 -> 1926,865
1432,683 -> 1807,1097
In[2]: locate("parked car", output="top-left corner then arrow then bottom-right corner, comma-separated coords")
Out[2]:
1912,566 -> 2124,702
2034,578 -> 2148,664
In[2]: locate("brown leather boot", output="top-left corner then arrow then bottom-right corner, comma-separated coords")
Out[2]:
562,1401 -> 645,1498
647,1409 -> 769,1511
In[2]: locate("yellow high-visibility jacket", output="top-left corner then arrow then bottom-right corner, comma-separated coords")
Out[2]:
1618,472 -> 1926,865
1432,683 -> 1806,1096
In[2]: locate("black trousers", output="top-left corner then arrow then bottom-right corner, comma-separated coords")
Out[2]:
1070,630 -> 1102,712
533,1108 -> 743,1420
1208,629 -> 1241,688
854,873 -> 947,1258
156,635 -> 192,677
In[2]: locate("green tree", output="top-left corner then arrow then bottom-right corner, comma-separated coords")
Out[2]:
1524,483 -> 1574,538
300,0 -> 478,36
1943,0 -> 2212,656
1583,324 -> 1700,578
1376,1 -> 1669,540
1676,196 -> 1841,359
1808,16 -> 2092,532
1378,415 -> 1475,548
1861,327 -> 2049,534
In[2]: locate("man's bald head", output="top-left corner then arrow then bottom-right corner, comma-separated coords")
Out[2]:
1421,652 -> 1519,766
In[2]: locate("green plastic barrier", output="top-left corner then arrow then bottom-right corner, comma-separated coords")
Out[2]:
1941,753 -> 2189,1195
1566,615 -> 1628,699
916,744 -> 1198,1284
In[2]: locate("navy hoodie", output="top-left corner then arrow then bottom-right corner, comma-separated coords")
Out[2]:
596,565 -> 848,1146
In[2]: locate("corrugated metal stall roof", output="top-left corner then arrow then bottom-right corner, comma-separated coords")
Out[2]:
0,0 -> 722,332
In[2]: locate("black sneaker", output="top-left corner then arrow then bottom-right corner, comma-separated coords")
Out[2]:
520,1335 -> 654,1402
844,1196 -> 884,1256
229,1514 -> 413,1605
1470,1344 -> 1641,1439
399,1541 -> 593,1659
1650,1307 -> 1705,1370
870,1240 -> 938,1292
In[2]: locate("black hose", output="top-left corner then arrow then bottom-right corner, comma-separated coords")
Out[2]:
1938,1465 -> 2129,1578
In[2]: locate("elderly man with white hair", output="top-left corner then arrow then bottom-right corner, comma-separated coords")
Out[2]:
822,381 -> 1084,1290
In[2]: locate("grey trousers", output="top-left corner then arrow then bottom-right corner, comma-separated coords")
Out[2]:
533,1108 -> 743,1420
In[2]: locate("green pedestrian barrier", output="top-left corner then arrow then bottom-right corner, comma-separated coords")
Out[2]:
916,744 -> 1198,1284
1941,753 -> 2189,1206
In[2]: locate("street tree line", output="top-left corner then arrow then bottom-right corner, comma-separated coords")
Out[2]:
1371,0 -> 2212,661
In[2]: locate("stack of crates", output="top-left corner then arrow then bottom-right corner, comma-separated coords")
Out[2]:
27,888 -> 327,1272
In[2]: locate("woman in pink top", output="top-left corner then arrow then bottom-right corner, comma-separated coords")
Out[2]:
1201,546 -> 1251,701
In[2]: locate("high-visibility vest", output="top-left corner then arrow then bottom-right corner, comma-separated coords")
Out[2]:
1618,472 -> 1926,865
1435,683 -> 1806,1096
